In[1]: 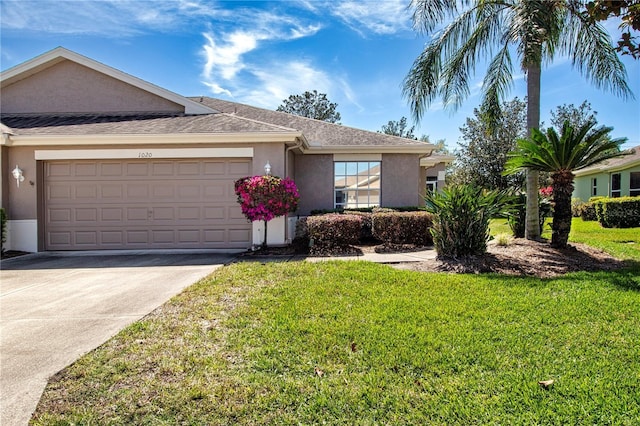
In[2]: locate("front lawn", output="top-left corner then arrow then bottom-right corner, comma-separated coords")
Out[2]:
33,261 -> 640,425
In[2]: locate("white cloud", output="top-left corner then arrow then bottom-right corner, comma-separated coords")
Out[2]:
331,0 -> 412,36
202,32 -> 260,80
249,61 -> 334,107
199,9 -> 325,102
0,0 -> 226,36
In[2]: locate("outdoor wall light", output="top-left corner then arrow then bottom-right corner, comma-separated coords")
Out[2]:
264,161 -> 272,175
12,165 -> 24,187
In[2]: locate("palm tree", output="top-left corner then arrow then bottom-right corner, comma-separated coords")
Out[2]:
403,0 -> 633,240
504,120 -> 627,248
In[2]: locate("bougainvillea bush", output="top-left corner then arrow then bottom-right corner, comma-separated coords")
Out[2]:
234,175 -> 300,247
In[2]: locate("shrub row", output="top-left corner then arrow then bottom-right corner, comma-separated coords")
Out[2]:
305,214 -> 363,254
594,196 -> 640,228
296,211 -> 433,252
572,197 -> 604,221
371,212 -> 433,246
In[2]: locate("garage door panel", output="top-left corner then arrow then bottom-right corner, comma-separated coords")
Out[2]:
101,231 -> 124,245
101,185 -> 124,199
49,209 -> 71,224
75,163 -> 97,176
100,163 -> 123,176
101,208 -> 123,222
229,229 -> 252,243
126,163 -> 148,176
75,208 -> 98,222
178,162 -> 200,175
75,231 -> 98,245
44,159 -> 252,250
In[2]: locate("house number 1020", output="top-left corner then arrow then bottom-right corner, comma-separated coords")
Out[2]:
138,152 -> 153,158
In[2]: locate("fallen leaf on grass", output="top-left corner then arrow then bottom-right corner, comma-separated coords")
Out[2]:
538,379 -> 554,389
351,342 -> 357,352
314,367 -> 324,377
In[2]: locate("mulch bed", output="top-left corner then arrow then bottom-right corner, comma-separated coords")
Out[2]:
393,239 -> 628,278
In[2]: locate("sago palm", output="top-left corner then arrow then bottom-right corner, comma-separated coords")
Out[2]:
403,0 -> 633,240
505,120 -> 627,248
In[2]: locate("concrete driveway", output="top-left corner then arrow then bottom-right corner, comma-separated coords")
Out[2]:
0,251 -> 235,426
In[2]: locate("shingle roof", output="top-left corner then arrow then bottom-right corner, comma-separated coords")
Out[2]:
575,145 -> 640,175
0,112 -> 298,136
191,97 -> 430,148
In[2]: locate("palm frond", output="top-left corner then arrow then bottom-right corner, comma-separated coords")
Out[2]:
404,1 -> 511,119
505,120 -> 628,175
562,10 -> 634,100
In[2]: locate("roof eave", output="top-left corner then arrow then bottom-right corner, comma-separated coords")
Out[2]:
574,158 -> 640,176
301,145 -> 433,155
1,132 -> 302,147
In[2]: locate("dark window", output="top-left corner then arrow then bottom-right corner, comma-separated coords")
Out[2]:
611,173 -> 621,198
630,172 -> 640,197
426,176 -> 437,193
591,178 -> 597,196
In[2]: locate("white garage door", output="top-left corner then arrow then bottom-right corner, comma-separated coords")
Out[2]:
44,159 -> 252,250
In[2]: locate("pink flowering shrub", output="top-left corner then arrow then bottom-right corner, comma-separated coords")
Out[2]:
234,175 -> 300,222
540,186 -> 553,198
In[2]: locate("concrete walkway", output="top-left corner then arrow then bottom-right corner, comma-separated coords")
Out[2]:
0,248 -> 434,425
0,252 -> 234,426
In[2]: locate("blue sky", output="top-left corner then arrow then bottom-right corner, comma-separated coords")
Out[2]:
1,0 -> 638,150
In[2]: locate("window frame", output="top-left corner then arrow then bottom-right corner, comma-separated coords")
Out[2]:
333,160 -> 381,209
426,176 -> 438,194
591,177 -> 597,197
630,171 -> 640,197
611,173 -> 622,198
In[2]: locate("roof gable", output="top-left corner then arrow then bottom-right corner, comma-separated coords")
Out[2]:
1,47 -> 215,115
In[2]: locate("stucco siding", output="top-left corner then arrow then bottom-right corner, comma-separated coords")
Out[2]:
381,153 -> 421,207
2,60 -> 184,114
573,165 -> 640,201
294,154 -> 334,215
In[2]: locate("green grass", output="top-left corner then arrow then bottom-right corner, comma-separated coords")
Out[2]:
33,260 -> 640,425
568,218 -> 640,261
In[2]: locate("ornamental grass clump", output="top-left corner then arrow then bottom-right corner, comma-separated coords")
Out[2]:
234,175 -> 299,248
425,185 -> 513,258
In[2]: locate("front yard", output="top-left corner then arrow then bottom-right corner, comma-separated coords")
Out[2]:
32,220 -> 640,425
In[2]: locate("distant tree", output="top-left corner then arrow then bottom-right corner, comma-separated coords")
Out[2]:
548,101 -> 599,130
450,98 -> 527,191
419,135 -> 450,154
379,117 -> 417,139
276,90 -> 341,123
585,0 -> 640,59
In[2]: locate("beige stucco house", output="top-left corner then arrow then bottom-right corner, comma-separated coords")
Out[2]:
1,47 -> 449,252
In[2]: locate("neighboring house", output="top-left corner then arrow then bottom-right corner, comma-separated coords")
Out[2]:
0,47 -> 449,252
573,145 -> 640,202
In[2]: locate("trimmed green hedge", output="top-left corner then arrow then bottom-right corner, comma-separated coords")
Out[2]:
372,211 -> 433,246
594,196 -> 640,228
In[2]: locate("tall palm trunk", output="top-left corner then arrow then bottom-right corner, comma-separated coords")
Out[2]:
525,61 -> 541,240
550,171 -> 574,248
